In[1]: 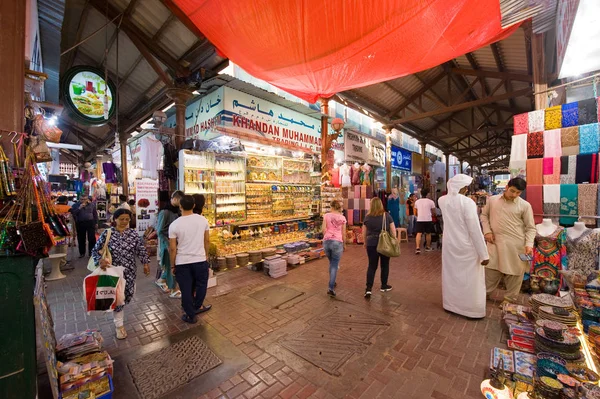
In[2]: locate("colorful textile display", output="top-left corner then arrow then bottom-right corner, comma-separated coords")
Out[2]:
543,185 -> 561,224
576,154 -> 594,184
527,131 -> 544,158
530,227 -> 567,285
511,134 -> 528,161
598,184 -> 600,228
579,123 -> 600,154
578,183 -> 599,226
578,98 -> 598,125
543,157 -> 560,184
526,159 -> 543,185
560,155 -> 576,184
566,229 -> 600,276
559,184 -> 578,226
544,129 -> 562,158
561,126 -> 579,156
529,110 -> 545,133
545,106 -> 562,130
514,113 -> 529,135
562,102 -> 579,127
527,185 -> 543,224
509,160 -> 527,179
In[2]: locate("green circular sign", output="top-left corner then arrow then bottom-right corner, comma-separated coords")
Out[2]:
61,66 -> 116,125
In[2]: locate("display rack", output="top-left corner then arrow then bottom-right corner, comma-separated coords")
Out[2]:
283,159 -> 311,184
246,183 -> 272,221
321,186 -> 343,214
246,154 -> 282,183
215,154 -> 246,225
179,150 -> 216,225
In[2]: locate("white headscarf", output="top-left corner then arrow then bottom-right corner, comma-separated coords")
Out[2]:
447,174 -> 473,195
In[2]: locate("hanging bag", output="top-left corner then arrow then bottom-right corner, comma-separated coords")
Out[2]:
377,213 -> 400,257
83,264 -> 125,313
87,229 -> 112,272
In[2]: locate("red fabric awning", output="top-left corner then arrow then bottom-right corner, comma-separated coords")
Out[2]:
173,0 -> 519,103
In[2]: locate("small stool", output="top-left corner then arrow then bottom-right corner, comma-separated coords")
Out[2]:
45,254 -> 67,281
397,228 -> 408,243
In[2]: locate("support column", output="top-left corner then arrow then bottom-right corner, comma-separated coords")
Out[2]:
444,153 -> 450,186
384,125 -> 393,192
459,160 -> 464,174
319,98 -> 330,185
419,141 -> 427,175
0,0 -> 25,165
532,32 -> 547,110
167,88 -> 194,149
119,135 -> 129,197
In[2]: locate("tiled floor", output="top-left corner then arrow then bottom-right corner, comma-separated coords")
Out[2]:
43,242 -> 509,399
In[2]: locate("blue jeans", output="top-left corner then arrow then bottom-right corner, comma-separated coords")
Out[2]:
175,261 -> 209,318
407,215 -> 417,236
324,240 -> 344,290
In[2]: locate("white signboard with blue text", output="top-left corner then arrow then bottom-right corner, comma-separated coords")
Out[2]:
391,145 -> 412,171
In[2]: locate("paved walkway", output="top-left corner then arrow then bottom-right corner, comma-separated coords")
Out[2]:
43,243 -> 507,399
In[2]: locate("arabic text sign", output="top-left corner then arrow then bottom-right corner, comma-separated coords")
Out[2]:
390,145 -> 412,171
344,131 -> 384,167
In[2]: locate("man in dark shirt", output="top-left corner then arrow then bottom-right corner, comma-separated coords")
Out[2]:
71,195 -> 98,258
406,193 -> 416,237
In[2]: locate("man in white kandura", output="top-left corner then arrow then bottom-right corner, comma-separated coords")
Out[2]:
439,174 -> 489,318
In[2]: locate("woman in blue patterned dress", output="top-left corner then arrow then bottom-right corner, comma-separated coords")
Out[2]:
92,208 -> 150,339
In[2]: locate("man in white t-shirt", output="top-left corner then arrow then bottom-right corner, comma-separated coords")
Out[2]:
169,195 -> 212,323
414,189 -> 436,254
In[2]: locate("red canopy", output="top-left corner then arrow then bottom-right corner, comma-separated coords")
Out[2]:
173,0 -> 519,103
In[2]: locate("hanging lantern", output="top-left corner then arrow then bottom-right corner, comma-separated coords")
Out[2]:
331,118 -> 345,132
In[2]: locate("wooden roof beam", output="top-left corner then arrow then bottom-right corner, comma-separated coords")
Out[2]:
491,43 -> 517,110
389,88 -> 532,124
384,72 -> 446,118
452,68 -> 533,82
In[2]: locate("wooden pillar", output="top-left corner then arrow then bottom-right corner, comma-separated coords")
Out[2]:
532,32 -> 547,110
319,98 -> 330,185
0,0 -> 25,165
119,136 -> 129,197
384,125 -> 392,192
444,153 -> 450,186
459,160 -> 464,174
419,142 -> 426,176
167,87 -> 194,149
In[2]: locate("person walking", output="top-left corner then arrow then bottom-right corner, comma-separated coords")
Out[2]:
117,195 -> 130,211
387,188 -> 400,228
362,198 -> 396,298
155,190 -> 183,298
169,195 -> 212,324
92,209 -> 150,339
406,193 -> 416,237
414,189 -> 436,254
481,177 -> 536,306
71,195 -> 98,258
322,200 -> 347,297
438,174 -> 489,318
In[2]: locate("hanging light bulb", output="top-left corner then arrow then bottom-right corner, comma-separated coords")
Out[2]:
480,359 -> 513,399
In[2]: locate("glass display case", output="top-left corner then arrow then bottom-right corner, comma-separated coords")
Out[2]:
282,158 -> 312,184
215,155 -> 246,225
178,150 -> 215,225
246,155 -> 282,183
245,183 -> 272,222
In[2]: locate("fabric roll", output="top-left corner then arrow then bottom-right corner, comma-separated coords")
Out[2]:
561,126 -> 579,156
543,203 -> 560,224
364,199 -> 371,211
543,184 -> 561,204
509,160 -> 526,179
529,110 -> 545,132
562,102 -> 579,127
353,209 -> 360,224
527,185 -> 543,224
560,155 -> 577,184
545,105 -> 562,130
579,123 -> 600,154
527,131 -> 544,158
579,98 -> 598,125
544,129 -> 562,158
543,157 -> 560,184
578,184 -> 598,226
510,134 -> 528,161
526,159 -> 543,185
560,184 -> 578,226
514,113 -> 529,135
576,154 -> 594,184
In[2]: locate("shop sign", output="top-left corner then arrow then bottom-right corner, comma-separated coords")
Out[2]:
390,145 -> 412,171
134,179 -> 159,236
61,66 -> 116,125
344,130 -> 384,167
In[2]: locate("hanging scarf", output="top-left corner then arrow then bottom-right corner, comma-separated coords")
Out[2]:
560,184 -> 578,226
526,158 -> 543,185
562,102 -> 579,127
545,105 -> 562,130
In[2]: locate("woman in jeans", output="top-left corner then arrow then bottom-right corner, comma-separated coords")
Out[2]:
322,200 -> 346,297
362,198 -> 396,298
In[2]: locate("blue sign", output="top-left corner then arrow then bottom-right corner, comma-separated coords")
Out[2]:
391,146 -> 412,171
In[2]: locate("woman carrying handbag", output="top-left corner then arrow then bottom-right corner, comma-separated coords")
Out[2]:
362,198 -> 397,298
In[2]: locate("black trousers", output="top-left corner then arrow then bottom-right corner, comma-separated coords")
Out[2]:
366,245 -> 390,290
176,261 -> 209,318
76,220 -> 96,256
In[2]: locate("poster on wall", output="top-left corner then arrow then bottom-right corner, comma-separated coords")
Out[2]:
61,66 -> 116,125
134,179 -> 159,236
344,130 -> 384,166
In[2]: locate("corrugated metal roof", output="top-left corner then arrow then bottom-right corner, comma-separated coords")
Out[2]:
158,19 -> 199,59
128,0 -> 171,38
38,0 -> 66,103
497,28 -> 528,72
470,46 -> 498,70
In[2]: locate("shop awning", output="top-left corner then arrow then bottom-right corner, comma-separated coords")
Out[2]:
171,0 -> 518,103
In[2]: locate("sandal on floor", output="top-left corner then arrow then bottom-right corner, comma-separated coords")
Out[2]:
169,290 -> 181,299
155,280 -> 170,293
195,304 -> 212,314
181,314 -> 197,324
116,326 -> 127,340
